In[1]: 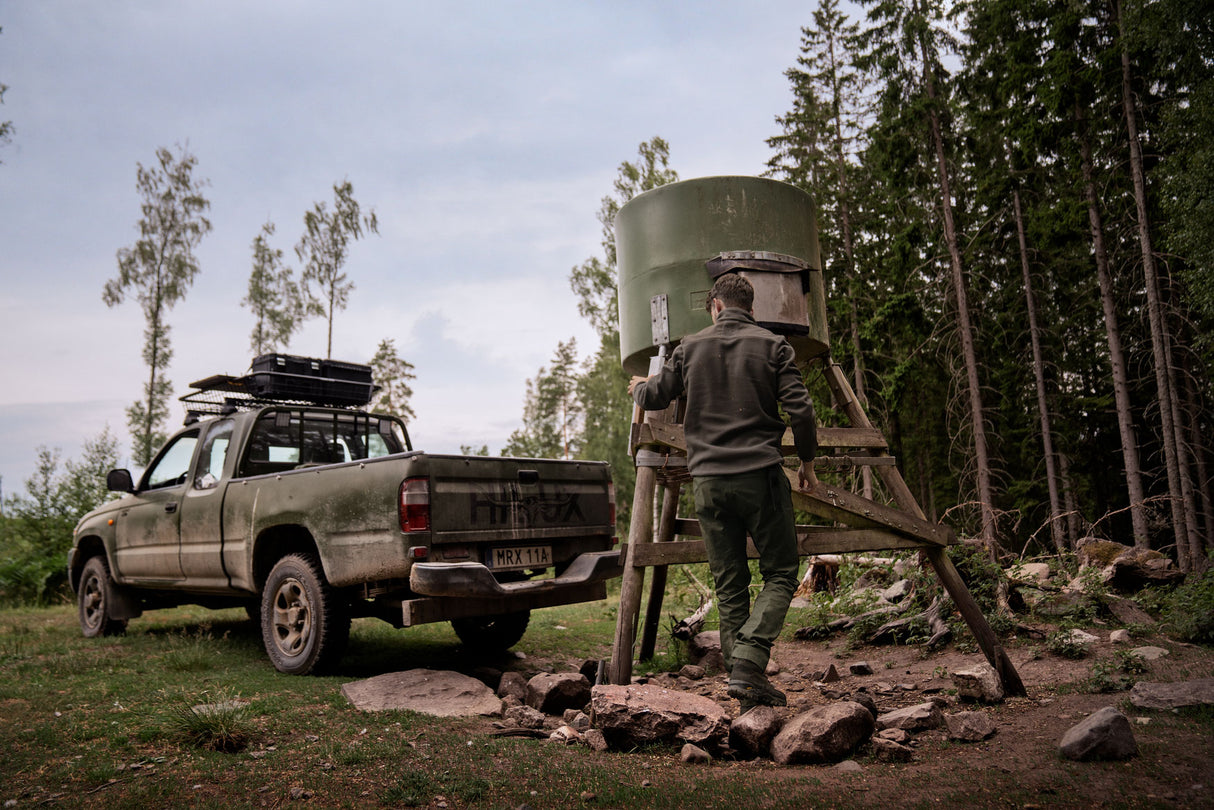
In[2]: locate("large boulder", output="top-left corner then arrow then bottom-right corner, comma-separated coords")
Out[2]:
527,672 -> 591,715
945,711 -> 997,742
589,684 -> 731,752
341,669 -> 502,717
770,702 -> 875,766
1059,707 -> 1137,761
1129,678 -> 1214,711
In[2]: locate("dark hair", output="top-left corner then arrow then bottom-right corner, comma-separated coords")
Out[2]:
707,273 -> 754,312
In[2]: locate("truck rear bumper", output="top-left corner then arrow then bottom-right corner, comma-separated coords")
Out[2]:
400,549 -> 623,628
409,549 -> 622,599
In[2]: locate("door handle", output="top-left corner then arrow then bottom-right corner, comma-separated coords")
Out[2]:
164,502 -> 178,514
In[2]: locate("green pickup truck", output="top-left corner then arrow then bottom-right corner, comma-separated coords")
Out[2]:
68,360 -> 620,674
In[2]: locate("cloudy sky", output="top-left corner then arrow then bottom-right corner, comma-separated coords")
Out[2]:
0,1 -> 831,493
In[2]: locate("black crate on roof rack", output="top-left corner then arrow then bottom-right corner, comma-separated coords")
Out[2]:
246,371 -> 375,407
252,353 -> 323,376
320,358 -> 374,385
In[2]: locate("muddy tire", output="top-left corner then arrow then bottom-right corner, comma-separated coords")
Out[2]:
451,610 -> 530,652
77,556 -> 128,638
261,553 -> 349,675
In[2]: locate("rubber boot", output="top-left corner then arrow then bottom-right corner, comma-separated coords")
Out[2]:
727,658 -> 787,707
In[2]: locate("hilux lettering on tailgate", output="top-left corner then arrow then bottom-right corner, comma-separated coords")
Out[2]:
469,484 -> 586,526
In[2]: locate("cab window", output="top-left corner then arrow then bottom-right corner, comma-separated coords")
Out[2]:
143,431 -> 200,490
239,410 -> 408,478
194,420 -> 234,489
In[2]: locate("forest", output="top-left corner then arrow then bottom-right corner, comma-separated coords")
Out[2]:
513,0 -> 1213,573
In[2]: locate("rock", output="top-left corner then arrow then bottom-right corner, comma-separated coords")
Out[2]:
946,711 -> 997,742
834,759 -> 864,773
870,736 -> 914,761
1059,707 -> 1137,761
504,705 -> 547,729
527,672 -> 591,715
590,684 -> 731,752
729,705 -> 784,758
689,631 -> 725,673
579,659 -> 603,684
875,701 -> 944,732
952,662 -> 1005,704
1109,629 -> 1131,644
1034,590 -> 1095,618
341,669 -> 502,717
1066,629 -> 1101,645
497,672 -> 529,702
849,661 -> 873,676
679,664 -> 706,681
1104,547 -> 1184,590
1104,594 -> 1155,626
881,579 -> 912,603
583,728 -> 609,752
875,728 -> 911,744
821,663 -> 841,683
1009,562 -> 1052,583
1077,538 -> 1129,568
851,693 -> 879,720
770,702 -> 875,766
680,743 -> 712,764
1129,646 -> 1169,661
563,709 -> 591,731
1129,678 -> 1214,711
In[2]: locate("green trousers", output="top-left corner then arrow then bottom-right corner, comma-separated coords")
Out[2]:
693,464 -> 800,672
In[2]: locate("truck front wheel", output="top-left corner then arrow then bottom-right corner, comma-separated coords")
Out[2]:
261,554 -> 350,675
451,610 -> 530,653
78,556 -> 127,638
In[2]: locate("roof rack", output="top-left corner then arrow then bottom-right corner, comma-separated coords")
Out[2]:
179,355 -> 379,420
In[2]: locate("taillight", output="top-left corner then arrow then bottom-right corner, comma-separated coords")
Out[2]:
399,477 -> 430,532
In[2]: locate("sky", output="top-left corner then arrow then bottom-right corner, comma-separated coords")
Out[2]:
0,0 -> 830,495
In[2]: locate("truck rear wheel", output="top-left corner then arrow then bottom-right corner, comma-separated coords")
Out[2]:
78,556 -> 127,638
451,610 -> 530,652
261,553 -> 350,675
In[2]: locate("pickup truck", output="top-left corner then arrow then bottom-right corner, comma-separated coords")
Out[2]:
68,361 -> 620,674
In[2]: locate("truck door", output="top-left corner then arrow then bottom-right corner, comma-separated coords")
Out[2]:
179,419 -> 235,588
113,429 -> 199,582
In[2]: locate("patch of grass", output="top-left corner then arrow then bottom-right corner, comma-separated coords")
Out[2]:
164,694 -> 254,752
1045,630 -> 1089,659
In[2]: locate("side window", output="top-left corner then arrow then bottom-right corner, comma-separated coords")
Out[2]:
194,420 -> 234,489
143,431 -> 200,490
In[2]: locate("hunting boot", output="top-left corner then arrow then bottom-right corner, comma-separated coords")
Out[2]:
727,658 -> 787,708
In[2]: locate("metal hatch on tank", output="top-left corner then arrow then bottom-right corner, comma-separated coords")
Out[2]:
614,175 -> 830,375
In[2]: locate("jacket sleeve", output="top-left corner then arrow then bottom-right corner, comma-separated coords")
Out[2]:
632,345 -> 686,411
775,341 -> 817,462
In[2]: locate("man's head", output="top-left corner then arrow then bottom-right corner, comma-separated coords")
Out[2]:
706,273 -> 754,316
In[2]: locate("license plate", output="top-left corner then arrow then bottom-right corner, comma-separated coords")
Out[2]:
489,545 -> 552,570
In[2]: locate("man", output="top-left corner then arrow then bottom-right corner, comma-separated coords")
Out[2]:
629,272 -> 818,710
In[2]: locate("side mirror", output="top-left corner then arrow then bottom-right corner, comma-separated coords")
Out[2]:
106,469 -> 135,493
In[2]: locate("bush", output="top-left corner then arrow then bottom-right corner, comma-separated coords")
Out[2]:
1161,560 -> 1214,644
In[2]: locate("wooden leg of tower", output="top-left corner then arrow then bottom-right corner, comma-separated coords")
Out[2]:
639,483 -> 683,661
925,546 -> 1027,696
818,358 -> 1027,697
608,465 -> 657,685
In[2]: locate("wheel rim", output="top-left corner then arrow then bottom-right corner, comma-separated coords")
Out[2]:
81,572 -> 104,631
270,576 -> 312,657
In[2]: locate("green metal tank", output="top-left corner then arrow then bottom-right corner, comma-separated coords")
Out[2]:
615,175 -> 829,376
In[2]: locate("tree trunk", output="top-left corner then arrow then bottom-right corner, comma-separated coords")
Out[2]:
1077,102 -> 1150,544
1113,0 -> 1198,567
1012,186 -> 1065,555
1059,452 -> 1082,548
921,45 -> 998,558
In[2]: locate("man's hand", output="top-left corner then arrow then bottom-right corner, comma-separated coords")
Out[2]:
628,375 -> 649,396
798,460 -> 819,490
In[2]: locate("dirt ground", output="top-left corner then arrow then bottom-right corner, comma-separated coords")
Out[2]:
537,625 -> 1214,808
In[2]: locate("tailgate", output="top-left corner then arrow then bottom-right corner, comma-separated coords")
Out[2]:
424,456 -> 612,544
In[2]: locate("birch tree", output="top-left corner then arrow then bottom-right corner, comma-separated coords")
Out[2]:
243,221 -> 302,356
295,180 -> 378,358
103,145 -> 211,465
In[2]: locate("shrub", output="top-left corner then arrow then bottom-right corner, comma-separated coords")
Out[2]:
1160,560 -> 1214,644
